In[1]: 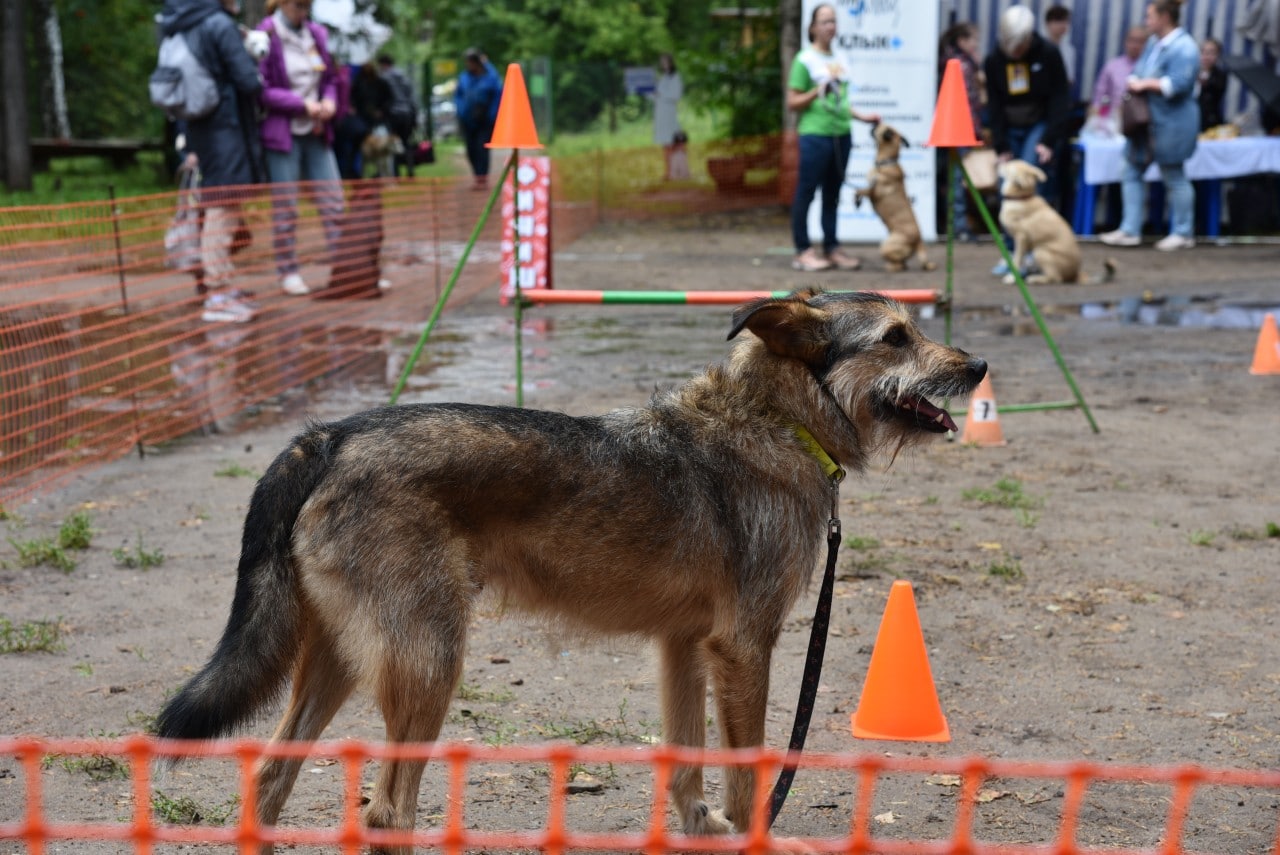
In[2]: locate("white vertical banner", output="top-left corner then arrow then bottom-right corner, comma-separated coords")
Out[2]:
799,0 -> 939,244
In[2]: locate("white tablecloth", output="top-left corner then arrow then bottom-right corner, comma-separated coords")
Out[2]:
1079,134 -> 1280,185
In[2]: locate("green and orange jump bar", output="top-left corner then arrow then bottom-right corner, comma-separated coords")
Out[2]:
519,288 -> 940,306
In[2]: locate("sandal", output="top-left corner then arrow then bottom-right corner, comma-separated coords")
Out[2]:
826,248 -> 862,270
791,248 -> 833,272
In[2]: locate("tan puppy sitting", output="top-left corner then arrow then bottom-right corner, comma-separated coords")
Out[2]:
997,159 -> 1113,285
854,123 -> 936,273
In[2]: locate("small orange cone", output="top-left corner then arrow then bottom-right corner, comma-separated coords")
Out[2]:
851,581 -> 950,742
487,64 -> 543,150
960,374 -> 1007,447
1249,313 -> 1280,375
927,58 -> 981,148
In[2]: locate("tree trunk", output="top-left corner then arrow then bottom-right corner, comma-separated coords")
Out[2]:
1,0 -> 33,190
778,0 -> 799,132
33,0 -> 71,139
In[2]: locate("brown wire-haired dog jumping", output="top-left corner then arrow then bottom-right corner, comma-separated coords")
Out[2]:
156,289 -> 986,852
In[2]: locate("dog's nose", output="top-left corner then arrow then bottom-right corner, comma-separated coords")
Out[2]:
966,358 -> 988,384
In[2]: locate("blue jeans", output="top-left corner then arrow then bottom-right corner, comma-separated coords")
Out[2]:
1121,158 -> 1194,238
1005,122 -> 1053,200
791,133 -> 851,254
265,135 -> 345,276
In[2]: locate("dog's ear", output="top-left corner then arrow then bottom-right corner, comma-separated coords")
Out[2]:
728,296 -> 831,368
1031,165 -> 1047,183
900,135 -> 911,147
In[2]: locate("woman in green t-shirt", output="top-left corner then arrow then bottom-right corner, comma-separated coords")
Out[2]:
787,3 -> 880,272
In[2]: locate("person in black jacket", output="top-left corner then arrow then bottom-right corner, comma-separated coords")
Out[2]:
984,6 -> 1070,192
983,4 -> 1070,274
1198,38 -> 1228,130
157,0 -> 265,305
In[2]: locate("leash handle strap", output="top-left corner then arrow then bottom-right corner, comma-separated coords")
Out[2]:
767,506 -> 841,827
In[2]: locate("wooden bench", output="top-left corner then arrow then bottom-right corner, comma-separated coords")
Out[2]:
30,138 -> 165,170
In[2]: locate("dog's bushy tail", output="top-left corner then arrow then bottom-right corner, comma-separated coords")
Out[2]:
155,426 -> 336,743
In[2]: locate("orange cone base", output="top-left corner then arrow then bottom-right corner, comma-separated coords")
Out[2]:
850,581 -> 951,743
1249,313 -> 1280,375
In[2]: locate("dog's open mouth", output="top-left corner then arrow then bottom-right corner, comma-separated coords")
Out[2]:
895,395 -> 958,433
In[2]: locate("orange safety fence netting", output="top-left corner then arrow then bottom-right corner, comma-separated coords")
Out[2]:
0,139 -> 799,510
3,735 -> 1280,854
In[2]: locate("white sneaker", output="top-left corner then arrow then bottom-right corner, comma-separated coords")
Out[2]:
281,272 -> 310,295
1098,229 -> 1141,247
202,293 -> 256,323
377,278 -> 392,290
1154,234 -> 1195,251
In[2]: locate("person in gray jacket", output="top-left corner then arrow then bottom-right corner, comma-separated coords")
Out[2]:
1100,0 -> 1201,251
157,0 -> 264,305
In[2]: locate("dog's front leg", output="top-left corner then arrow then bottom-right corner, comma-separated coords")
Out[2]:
706,634 -> 774,832
660,637 -> 733,834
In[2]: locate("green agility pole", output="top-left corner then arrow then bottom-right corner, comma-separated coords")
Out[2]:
959,161 -> 1100,433
388,156 -> 514,406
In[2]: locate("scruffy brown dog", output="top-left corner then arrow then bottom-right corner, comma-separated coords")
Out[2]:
156,289 -> 986,853
854,123 -> 938,272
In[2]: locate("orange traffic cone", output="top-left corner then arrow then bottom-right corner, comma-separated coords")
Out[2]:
1249,313 -> 1280,375
927,58 -> 981,148
487,64 -> 543,150
851,581 -> 950,742
960,374 -> 1007,447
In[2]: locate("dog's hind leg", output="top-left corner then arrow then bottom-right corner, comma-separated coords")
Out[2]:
363,599 -> 469,854
255,630 -> 356,854
706,634 -> 774,832
660,636 -> 732,835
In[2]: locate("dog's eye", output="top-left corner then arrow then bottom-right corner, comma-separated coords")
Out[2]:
881,326 -> 907,347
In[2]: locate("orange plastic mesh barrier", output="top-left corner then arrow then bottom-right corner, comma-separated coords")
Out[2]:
0,138 -> 808,510
3,735 -> 1279,854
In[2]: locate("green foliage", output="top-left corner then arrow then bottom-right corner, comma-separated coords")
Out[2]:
986,559 -> 1024,580
962,479 -> 1043,511
9,536 -> 76,572
112,534 -> 165,569
58,511 -> 93,550
151,791 -> 240,826
0,617 -> 65,653
214,461 -> 258,478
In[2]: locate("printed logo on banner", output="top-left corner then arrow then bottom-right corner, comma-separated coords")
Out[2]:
500,157 -> 552,303
844,0 -> 901,29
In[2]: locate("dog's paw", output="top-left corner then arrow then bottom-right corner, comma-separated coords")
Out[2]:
1001,272 -> 1016,286
682,803 -> 735,835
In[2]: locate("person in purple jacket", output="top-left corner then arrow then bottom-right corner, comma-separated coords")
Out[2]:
257,0 -> 346,296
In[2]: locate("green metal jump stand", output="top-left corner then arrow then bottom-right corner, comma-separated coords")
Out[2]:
934,57 -> 1098,433
390,63 -> 544,408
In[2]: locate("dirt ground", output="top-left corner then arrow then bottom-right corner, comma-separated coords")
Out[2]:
2,208 -> 1280,853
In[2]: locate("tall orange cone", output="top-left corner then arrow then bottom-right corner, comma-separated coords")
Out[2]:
927,58 -> 981,148
487,64 -> 543,150
1249,313 -> 1280,375
851,581 -> 950,742
959,374 -> 1007,447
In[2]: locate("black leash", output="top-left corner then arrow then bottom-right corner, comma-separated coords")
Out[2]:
767,474 -> 843,827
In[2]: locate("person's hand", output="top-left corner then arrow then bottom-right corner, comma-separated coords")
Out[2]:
318,98 -> 337,121
304,99 -> 323,119
1034,143 -> 1053,164
183,153 -> 198,170
997,150 -> 1013,162
859,111 -> 882,124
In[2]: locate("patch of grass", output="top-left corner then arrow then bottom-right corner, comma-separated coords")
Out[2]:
962,478 -> 1043,511
8,537 -> 76,572
151,791 -> 240,826
1188,530 -> 1216,547
986,559 -> 1024,580
214,462 -> 258,478
73,662 -> 93,677
1015,508 -> 1041,529
126,709 -> 159,734
44,740 -> 128,782
844,535 -> 880,550
112,534 -> 165,569
1268,522 -> 1280,538
57,511 -> 93,550
456,682 -> 515,704
537,699 -> 658,746
0,617 -> 65,653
